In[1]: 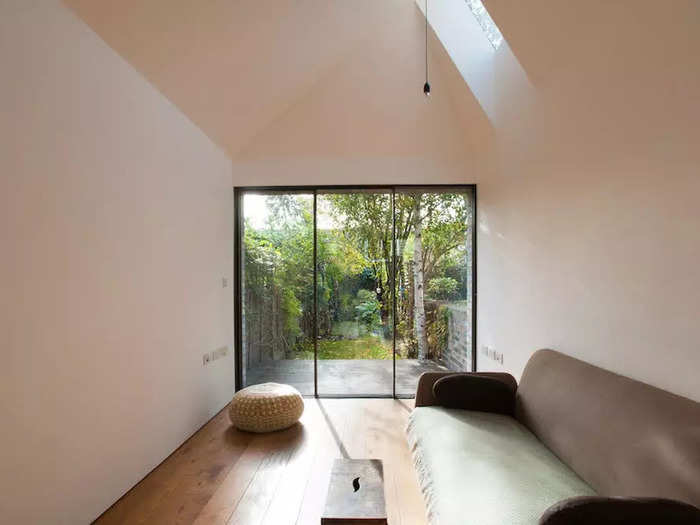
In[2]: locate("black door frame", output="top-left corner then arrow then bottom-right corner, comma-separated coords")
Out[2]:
233,184 -> 477,398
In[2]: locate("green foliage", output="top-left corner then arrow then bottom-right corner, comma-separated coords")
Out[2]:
427,277 -> 459,300
324,193 -> 393,301
358,267 -> 377,290
242,190 -> 473,361
436,259 -> 468,299
243,195 -> 314,354
354,289 -> 382,333
281,288 -> 302,339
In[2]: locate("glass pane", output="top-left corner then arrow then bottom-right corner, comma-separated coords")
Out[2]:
241,192 -> 314,395
316,191 -> 394,396
394,188 -> 475,396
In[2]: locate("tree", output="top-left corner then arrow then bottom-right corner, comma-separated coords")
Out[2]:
325,193 -> 416,309
324,193 -> 396,315
412,195 -> 429,358
420,193 -> 470,283
324,191 -> 471,359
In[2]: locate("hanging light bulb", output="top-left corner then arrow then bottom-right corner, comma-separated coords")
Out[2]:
423,0 -> 431,97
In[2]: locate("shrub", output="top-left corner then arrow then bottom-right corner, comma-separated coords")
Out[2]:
427,277 -> 459,300
354,289 -> 382,333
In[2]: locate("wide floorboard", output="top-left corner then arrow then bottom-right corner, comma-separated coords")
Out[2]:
95,399 -> 427,525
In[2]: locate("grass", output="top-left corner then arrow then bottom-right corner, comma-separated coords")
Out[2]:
295,335 -> 395,360
330,321 -> 361,339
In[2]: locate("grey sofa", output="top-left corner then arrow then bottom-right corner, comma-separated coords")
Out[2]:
407,349 -> 700,524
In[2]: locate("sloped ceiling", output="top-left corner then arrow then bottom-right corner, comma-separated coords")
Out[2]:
484,0 -> 700,161
64,0 -> 490,162
488,0 -> 700,86
63,0 -> 700,165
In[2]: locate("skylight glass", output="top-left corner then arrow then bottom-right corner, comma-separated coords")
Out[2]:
465,0 -> 503,50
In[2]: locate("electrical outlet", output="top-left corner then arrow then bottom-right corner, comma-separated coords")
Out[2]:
211,346 -> 229,361
202,352 -> 211,366
222,277 -> 228,288
481,346 -> 504,365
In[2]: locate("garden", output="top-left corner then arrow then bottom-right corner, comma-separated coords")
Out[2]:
241,190 -> 473,366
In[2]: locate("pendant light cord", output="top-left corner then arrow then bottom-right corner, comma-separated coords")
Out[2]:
422,0 -> 430,95
425,0 -> 428,84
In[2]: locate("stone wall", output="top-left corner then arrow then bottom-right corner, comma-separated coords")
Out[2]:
442,302 -> 472,371
439,198 -> 474,371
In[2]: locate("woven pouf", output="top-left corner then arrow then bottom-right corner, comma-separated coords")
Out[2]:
229,383 -> 304,433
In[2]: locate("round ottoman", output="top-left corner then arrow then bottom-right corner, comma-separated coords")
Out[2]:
229,382 -> 304,433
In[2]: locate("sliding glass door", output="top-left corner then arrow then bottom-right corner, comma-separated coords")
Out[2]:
239,191 -> 315,395
235,186 -> 475,398
316,190 -> 393,396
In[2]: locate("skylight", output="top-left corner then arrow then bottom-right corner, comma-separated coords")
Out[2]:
464,0 -> 503,50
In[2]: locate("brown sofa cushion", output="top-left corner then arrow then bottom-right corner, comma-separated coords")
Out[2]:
432,373 -> 515,415
415,371 -> 517,407
539,496 -> 700,524
516,350 -> 700,508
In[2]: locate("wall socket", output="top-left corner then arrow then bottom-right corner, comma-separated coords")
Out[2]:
203,346 -> 229,366
212,346 -> 228,361
481,345 -> 504,365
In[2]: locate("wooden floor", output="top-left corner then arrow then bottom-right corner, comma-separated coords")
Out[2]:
95,399 -> 427,525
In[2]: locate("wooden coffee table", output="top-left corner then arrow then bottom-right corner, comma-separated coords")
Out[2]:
321,459 -> 387,524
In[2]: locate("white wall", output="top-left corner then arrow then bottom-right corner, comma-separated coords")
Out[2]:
0,2 -> 234,522
473,1 -> 700,401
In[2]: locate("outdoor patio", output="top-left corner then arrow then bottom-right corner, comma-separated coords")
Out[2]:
245,358 -> 451,396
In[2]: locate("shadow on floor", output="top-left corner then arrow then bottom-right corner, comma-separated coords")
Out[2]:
396,399 -> 413,414
316,399 -> 350,459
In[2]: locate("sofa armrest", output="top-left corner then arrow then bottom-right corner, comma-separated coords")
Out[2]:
540,496 -> 700,524
414,371 -> 517,408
